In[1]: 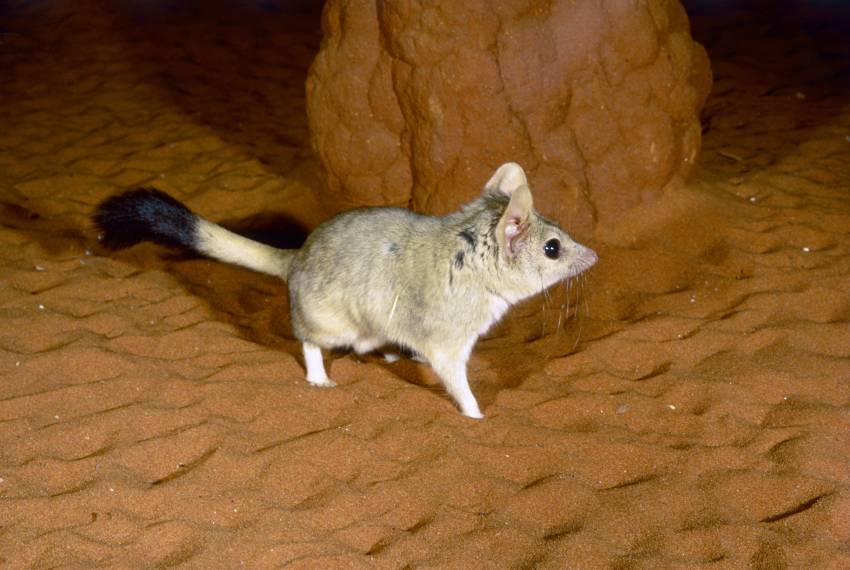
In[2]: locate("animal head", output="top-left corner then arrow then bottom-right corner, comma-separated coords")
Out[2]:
481,163 -> 597,300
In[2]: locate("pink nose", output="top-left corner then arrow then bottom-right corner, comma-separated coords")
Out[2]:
580,246 -> 598,268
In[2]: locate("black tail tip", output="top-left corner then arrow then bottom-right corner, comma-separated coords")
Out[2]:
92,188 -> 196,250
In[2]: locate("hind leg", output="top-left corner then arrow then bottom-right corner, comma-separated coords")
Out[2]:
302,342 -> 336,388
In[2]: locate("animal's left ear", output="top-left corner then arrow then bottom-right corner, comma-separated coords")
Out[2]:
496,184 -> 534,259
483,162 -> 528,198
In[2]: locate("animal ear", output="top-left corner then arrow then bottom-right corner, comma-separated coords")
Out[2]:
496,184 -> 534,259
483,162 -> 528,198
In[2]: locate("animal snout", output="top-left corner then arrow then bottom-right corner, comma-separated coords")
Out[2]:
575,245 -> 598,273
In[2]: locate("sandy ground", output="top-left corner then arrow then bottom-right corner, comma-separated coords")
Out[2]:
1,1 -> 849,568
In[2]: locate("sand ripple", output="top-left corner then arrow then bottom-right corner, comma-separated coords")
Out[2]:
1,1 -> 849,567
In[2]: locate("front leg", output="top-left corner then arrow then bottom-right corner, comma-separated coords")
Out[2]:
302,342 -> 336,387
429,350 -> 483,419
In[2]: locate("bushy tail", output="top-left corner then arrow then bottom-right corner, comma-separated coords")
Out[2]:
93,188 -> 295,279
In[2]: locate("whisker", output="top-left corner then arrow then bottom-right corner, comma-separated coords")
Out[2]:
541,274 -> 551,306
556,277 -> 570,334
540,270 -> 550,339
582,273 -> 591,315
570,274 -> 585,352
555,301 -> 563,334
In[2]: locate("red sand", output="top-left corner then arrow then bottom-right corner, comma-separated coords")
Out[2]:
1,1 -> 848,568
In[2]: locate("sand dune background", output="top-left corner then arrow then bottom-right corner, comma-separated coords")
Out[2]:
1,1 -> 848,567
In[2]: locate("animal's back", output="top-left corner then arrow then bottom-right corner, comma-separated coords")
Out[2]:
287,207 -> 448,347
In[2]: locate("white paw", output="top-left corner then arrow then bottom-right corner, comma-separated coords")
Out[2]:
461,407 -> 484,420
382,352 -> 401,363
306,376 -> 337,388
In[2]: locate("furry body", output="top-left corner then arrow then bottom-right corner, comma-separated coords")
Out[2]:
93,163 -> 597,418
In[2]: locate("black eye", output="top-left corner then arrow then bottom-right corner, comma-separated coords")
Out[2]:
543,238 -> 560,259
